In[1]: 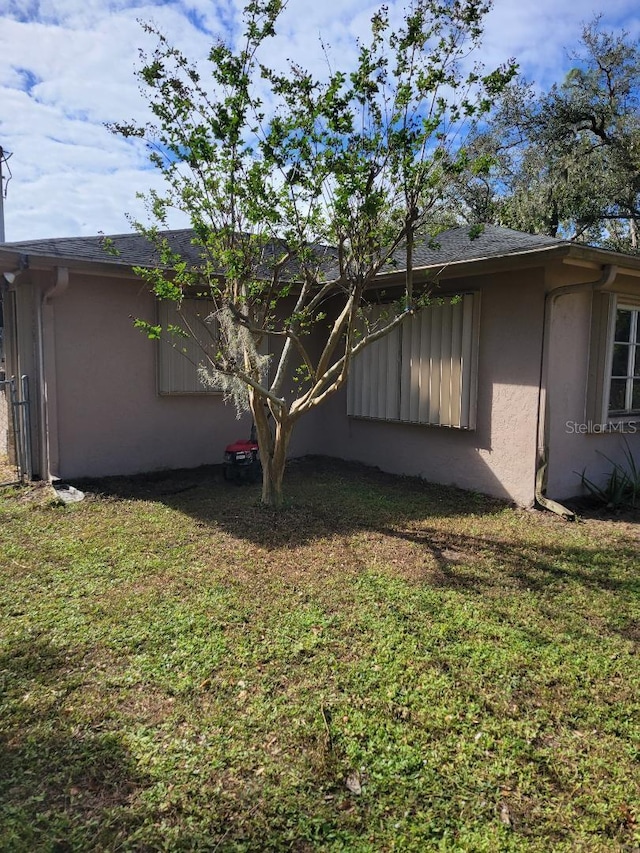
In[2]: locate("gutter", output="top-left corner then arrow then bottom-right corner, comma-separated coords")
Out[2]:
535,264 -> 618,519
373,241 -> 640,285
35,266 -> 69,480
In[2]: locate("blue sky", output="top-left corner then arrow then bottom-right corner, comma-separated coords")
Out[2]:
0,0 -> 638,241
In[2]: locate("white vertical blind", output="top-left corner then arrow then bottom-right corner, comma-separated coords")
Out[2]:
347,293 -> 480,429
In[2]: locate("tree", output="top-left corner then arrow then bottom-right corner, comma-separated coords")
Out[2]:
114,0 -> 514,507
453,19 -> 640,251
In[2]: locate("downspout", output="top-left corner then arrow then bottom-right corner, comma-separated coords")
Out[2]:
535,264 -> 618,519
36,267 -> 68,480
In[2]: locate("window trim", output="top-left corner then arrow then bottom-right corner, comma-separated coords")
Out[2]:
588,292 -> 640,425
606,302 -> 640,416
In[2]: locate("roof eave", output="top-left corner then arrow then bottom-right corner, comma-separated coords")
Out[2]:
374,243 -> 640,284
0,249 -> 152,279
3,239 -> 640,285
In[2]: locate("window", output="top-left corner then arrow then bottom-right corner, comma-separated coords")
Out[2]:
608,305 -> 640,415
588,293 -> 640,423
158,299 -> 222,395
347,293 -> 480,429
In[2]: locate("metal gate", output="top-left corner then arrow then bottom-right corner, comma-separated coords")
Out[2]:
0,375 -> 31,484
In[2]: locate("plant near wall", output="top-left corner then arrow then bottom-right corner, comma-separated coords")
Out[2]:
113,0 -> 515,507
580,439 -> 640,509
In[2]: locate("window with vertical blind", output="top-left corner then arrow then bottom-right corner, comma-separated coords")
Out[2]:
347,293 -> 480,429
158,299 -> 222,395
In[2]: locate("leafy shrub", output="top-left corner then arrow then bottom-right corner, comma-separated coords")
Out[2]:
581,438 -> 640,509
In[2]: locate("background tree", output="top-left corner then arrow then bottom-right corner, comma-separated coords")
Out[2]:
114,0 -> 514,507
452,19 -> 640,251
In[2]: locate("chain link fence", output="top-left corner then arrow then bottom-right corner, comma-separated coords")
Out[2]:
0,377 -> 17,483
0,376 -> 31,484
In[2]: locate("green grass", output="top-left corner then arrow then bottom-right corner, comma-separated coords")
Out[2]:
0,459 -> 638,852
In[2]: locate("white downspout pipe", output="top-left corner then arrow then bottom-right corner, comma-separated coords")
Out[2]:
36,266 -> 68,480
535,264 -> 618,519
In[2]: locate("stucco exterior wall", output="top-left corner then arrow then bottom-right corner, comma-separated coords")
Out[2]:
47,273 -> 257,479
545,282 -> 640,499
303,269 -> 546,506
17,256 -> 639,501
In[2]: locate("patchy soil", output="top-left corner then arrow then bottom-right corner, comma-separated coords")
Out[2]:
0,452 -> 18,485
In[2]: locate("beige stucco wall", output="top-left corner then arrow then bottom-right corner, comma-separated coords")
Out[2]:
14,255 -> 639,503
3,266 -> 347,481
46,272 -> 302,480
545,281 -> 640,499
49,265 -> 548,502
303,269 -> 547,506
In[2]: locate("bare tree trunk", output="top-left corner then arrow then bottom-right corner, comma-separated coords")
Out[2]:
249,390 -> 293,508
262,418 -> 293,507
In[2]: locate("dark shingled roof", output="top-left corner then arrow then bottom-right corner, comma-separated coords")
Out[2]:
0,228 -> 341,279
0,229 -> 199,267
407,224 -> 564,268
0,224 -> 566,273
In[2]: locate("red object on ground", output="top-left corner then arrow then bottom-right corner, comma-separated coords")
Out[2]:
224,437 -> 261,482
225,439 -> 259,454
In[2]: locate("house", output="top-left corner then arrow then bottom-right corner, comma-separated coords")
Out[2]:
1,224 -> 639,509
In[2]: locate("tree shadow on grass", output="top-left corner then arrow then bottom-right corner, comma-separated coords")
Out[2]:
69,456 -> 638,625
0,636 -> 151,851
375,525 -> 639,647
73,456 -> 509,547
380,525 -> 640,598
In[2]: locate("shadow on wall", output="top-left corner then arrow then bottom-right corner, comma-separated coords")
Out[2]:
301,377 -> 540,507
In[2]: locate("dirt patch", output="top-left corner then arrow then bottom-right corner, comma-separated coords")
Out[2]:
0,452 -> 18,485
564,495 -> 640,527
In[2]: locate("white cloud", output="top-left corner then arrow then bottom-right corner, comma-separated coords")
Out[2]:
0,0 -> 638,241
485,0 -> 640,88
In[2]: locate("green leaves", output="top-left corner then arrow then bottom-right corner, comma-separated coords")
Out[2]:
454,18 -> 640,250
113,0 -> 513,502
132,319 -> 162,340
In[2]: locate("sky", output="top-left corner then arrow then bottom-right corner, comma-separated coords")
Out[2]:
0,0 -> 638,242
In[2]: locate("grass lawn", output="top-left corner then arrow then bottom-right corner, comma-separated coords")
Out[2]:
0,459 -> 638,852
